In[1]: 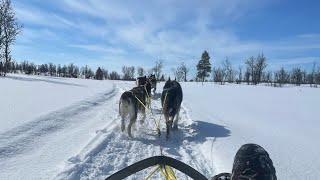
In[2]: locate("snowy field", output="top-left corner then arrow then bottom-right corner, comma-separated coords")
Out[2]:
0,74 -> 319,180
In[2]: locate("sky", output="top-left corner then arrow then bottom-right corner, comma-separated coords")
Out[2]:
11,0 -> 320,79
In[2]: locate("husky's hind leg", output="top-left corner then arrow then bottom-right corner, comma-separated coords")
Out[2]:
140,106 -> 146,124
121,114 -> 126,132
173,106 -> 181,130
119,100 -> 129,132
153,84 -> 156,93
127,107 -> 137,137
166,116 -> 173,140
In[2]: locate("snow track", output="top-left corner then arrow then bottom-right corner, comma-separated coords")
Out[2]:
0,84 -> 119,179
0,86 -> 117,159
55,82 -> 215,180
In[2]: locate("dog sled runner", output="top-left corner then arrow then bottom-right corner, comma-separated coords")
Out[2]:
105,155 -> 208,180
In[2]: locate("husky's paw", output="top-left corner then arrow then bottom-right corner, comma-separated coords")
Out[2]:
172,125 -> 178,130
166,133 -> 171,140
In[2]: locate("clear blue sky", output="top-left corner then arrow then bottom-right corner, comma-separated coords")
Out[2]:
12,0 -> 320,78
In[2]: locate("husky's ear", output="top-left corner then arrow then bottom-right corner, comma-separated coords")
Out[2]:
168,77 -> 171,81
175,77 -> 177,81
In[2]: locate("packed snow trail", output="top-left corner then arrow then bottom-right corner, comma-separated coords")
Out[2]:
0,84 -> 119,179
56,82 -> 225,180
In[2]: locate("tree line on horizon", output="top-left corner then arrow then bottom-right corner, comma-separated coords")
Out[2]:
2,60 -> 103,79
0,59 -> 167,81
195,50 -> 320,87
3,51 -> 320,88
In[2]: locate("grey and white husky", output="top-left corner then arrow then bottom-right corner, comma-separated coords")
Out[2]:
148,74 -> 157,93
161,78 -> 183,139
119,82 -> 151,137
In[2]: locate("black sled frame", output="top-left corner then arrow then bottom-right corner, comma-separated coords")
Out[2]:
105,155 -> 208,180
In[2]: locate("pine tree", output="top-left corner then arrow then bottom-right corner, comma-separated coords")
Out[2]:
196,50 -> 212,83
57,64 -> 62,77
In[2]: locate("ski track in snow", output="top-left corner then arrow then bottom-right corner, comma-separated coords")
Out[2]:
55,82 -> 215,180
0,85 -> 118,160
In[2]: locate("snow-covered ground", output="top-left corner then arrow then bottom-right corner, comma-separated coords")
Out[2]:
0,74 -> 319,180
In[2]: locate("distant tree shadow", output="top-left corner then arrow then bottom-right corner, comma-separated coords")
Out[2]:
185,120 -> 231,143
138,120 -> 231,147
152,93 -> 162,100
2,75 -> 87,87
134,120 -> 231,167
151,108 -> 162,115
162,120 -> 231,160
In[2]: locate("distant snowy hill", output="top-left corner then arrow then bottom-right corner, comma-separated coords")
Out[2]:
0,74 -> 319,180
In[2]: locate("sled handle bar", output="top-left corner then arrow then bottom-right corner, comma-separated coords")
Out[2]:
105,155 -> 208,180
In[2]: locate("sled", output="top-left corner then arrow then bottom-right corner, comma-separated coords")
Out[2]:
105,155 -> 208,180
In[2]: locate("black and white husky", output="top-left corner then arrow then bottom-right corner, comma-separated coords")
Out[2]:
161,78 -> 183,139
136,76 -> 147,87
119,82 -> 151,137
149,74 -> 157,93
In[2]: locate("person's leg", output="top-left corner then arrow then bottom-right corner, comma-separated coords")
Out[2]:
231,143 -> 277,180
212,143 -> 277,180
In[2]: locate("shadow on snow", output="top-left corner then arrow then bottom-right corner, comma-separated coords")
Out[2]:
138,120 -> 231,153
